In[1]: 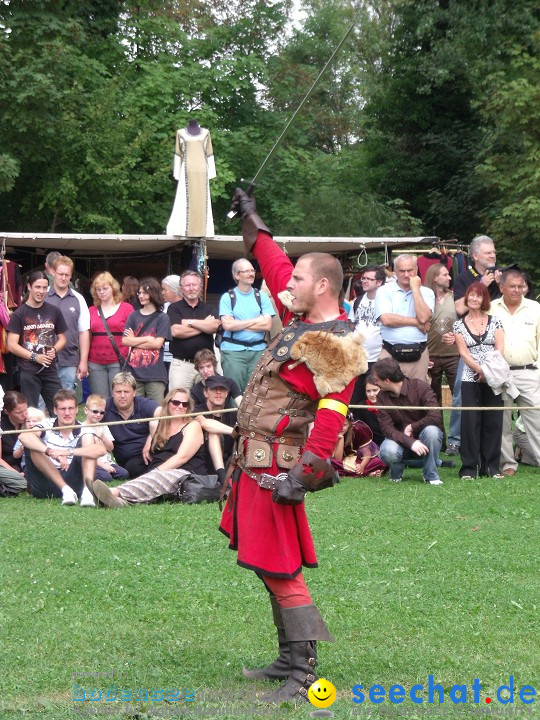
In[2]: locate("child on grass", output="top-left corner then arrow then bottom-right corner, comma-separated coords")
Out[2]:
12,407 -> 50,472
81,394 -> 129,483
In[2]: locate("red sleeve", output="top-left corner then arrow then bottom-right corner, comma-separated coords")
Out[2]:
304,378 -> 356,459
252,231 -> 294,321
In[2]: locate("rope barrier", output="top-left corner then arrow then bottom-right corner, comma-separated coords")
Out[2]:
2,403 -> 538,437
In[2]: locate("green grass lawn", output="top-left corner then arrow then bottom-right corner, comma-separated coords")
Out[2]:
1,467 -> 539,719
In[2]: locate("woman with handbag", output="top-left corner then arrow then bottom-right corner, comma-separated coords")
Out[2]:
88,272 -> 133,398
122,277 -> 171,403
453,282 -> 505,479
87,388 -> 211,507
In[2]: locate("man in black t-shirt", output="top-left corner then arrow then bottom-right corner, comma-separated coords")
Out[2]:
167,270 -> 219,391
453,235 -> 502,317
7,272 -> 67,415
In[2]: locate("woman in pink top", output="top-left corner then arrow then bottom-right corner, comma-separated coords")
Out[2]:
88,272 -> 133,397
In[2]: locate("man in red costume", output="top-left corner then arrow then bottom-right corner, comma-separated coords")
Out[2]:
220,190 -> 367,703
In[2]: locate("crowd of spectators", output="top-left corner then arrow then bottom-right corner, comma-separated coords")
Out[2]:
0,236 -> 538,505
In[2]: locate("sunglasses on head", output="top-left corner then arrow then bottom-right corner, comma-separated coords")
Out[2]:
87,408 -> 105,415
170,399 -> 189,408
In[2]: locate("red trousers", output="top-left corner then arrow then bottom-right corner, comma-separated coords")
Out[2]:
262,572 -> 312,608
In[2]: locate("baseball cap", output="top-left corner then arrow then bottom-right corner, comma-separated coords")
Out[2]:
205,375 -> 230,391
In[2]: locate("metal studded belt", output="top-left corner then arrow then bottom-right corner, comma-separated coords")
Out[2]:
238,429 -> 304,446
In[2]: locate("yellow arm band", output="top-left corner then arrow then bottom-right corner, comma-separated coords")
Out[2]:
317,399 -> 348,416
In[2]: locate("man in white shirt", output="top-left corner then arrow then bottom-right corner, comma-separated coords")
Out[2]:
374,254 -> 435,380
491,269 -> 540,476
348,266 -> 385,414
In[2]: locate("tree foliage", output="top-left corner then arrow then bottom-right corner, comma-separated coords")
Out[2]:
0,0 -> 538,274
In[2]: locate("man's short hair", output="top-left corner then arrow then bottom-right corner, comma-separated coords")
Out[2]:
500,269 -> 524,286
372,357 -> 405,383
363,265 -> 386,284
180,270 -> 202,285
53,389 -> 77,407
111,371 -> 137,390
469,235 -> 494,258
45,251 -> 61,268
194,349 -> 217,370
394,254 -> 417,269
52,255 -> 74,272
301,252 -> 343,297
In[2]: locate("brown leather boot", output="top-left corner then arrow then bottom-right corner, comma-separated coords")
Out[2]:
243,597 -> 290,681
258,604 -> 333,704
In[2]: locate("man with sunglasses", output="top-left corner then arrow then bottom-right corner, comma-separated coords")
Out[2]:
102,371 -> 161,479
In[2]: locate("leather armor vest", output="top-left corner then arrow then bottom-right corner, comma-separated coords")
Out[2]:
236,316 -> 353,472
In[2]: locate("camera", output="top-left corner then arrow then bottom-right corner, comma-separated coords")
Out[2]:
485,266 -> 499,274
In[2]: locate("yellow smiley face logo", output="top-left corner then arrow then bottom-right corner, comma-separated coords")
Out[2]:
307,678 -> 337,708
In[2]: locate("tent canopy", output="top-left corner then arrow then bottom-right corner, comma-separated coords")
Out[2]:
1,232 -> 439,259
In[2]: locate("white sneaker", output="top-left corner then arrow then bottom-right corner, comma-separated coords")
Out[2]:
424,477 -> 444,486
80,486 -> 96,508
61,487 -> 78,506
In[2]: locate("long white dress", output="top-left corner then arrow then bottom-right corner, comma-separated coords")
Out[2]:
166,127 -> 216,238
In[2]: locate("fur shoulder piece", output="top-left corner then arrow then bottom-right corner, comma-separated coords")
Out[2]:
289,329 -> 368,396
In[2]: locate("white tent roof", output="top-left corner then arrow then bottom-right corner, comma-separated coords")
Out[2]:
0,232 -> 438,259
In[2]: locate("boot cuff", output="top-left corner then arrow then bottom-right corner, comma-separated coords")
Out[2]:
281,604 -> 334,642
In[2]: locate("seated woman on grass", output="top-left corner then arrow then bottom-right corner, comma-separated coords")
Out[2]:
87,388 -> 212,507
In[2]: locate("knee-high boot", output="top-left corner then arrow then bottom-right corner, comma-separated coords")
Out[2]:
243,596 -> 290,681
259,604 -> 333,704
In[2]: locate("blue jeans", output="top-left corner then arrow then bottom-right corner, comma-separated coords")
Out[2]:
447,358 -> 463,447
57,365 -> 77,391
380,426 -> 443,482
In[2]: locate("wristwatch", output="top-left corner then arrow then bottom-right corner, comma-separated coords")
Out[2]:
30,351 -> 37,363
188,319 -> 193,327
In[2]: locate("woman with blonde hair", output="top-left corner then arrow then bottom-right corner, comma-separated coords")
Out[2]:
88,387 -> 210,507
88,272 -> 133,397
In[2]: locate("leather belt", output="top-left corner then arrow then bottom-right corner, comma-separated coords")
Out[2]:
173,357 -> 194,363
238,429 -> 305,446
509,364 -> 537,371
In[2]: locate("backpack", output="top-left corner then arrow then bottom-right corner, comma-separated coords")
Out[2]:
215,288 -> 264,349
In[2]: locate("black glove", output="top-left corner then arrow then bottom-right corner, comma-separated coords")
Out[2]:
272,472 -> 309,506
231,187 -> 256,219
272,451 -> 339,506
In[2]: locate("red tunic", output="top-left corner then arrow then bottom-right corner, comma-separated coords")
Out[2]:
220,232 -> 356,578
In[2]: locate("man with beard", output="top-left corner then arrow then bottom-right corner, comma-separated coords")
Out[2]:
219,189 -> 366,703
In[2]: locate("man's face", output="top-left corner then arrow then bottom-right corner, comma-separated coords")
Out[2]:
234,262 -> 256,286
55,400 -> 78,427
52,264 -> 72,292
287,257 -> 318,314
501,274 -> 525,306
473,242 -> 496,272
112,383 -> 136,411
28,279 -> 49,304
361,272 -> 382,296
197,361 -> 215,380
204,385 -> 228,408
180,275 -> 202,304
435,267 -> 451,289
394,258 -> 416,290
